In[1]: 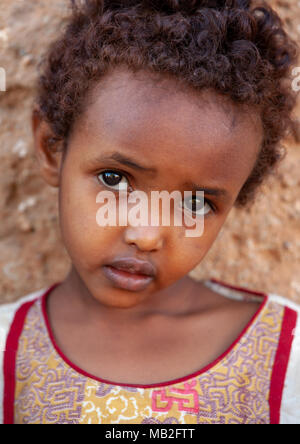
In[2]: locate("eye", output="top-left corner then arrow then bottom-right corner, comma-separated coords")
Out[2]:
182,193 -> 214,216
98,170 -> 131,191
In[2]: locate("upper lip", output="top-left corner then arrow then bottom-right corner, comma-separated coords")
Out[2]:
105,257 -> 157,277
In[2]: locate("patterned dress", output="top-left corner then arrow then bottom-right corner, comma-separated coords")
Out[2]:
0,278 -> 300,424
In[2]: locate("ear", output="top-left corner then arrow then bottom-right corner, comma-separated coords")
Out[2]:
32,104 -> 64,188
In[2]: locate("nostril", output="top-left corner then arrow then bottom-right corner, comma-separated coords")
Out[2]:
124,228 -> 164,253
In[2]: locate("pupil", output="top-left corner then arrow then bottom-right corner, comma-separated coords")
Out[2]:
105,172 -> 120,186
192,197 -> 197,212
190,196 -> 203,212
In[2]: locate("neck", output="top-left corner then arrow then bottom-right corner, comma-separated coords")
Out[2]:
57,265 -> 201,325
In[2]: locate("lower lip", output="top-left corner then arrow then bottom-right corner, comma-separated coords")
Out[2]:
102,265 -> 155,292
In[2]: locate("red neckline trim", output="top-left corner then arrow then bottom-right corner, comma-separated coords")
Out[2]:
41,279 -> 268,389
209,277 -> 268,297
269,306 -> 298,424
3,298 -> 39,424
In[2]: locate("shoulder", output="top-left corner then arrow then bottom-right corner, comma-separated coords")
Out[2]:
268,292 -> 300,424
0,287 -> 47,425
0,288 -> 46,341
267,292 -> 300,314
203,279 -> 300,424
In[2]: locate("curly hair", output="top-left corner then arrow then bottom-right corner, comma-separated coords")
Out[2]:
35,0 -> 298,207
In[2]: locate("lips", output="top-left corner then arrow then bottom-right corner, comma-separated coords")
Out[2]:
106,257 -> 157,277
102,257 -> 157,292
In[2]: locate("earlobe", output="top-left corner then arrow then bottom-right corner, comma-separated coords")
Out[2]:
32,105 -> 64,188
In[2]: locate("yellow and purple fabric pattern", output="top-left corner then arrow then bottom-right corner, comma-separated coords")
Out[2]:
1,279 -> 300,424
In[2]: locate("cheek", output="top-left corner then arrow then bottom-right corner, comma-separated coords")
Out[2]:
58,172 -> 120,270
174,215 -> 228,268
165,222 -> 217,276
175,238 -> 207,270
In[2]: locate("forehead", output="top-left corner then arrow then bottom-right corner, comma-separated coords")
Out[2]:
74,67 -> 263,186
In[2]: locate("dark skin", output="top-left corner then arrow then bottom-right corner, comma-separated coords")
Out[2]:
33,67 -> 263,385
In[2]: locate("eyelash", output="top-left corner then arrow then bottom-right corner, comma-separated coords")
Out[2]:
96,169 -> 217,216
97,169 -> 134,192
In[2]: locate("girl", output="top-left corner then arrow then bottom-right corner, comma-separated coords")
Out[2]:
1,0 -> 300,424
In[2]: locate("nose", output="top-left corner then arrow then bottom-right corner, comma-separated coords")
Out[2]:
123,225 -> 165,252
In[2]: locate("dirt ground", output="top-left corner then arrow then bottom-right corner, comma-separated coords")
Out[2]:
0,0 -> 299,304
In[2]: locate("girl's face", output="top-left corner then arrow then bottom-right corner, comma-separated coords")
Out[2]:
35,67 -> 263,312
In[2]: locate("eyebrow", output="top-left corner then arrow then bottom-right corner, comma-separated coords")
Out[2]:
99,152 -> 157,174
91,151 -> 231,202
184,182 -> 230,199
183,181 -> 231,202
